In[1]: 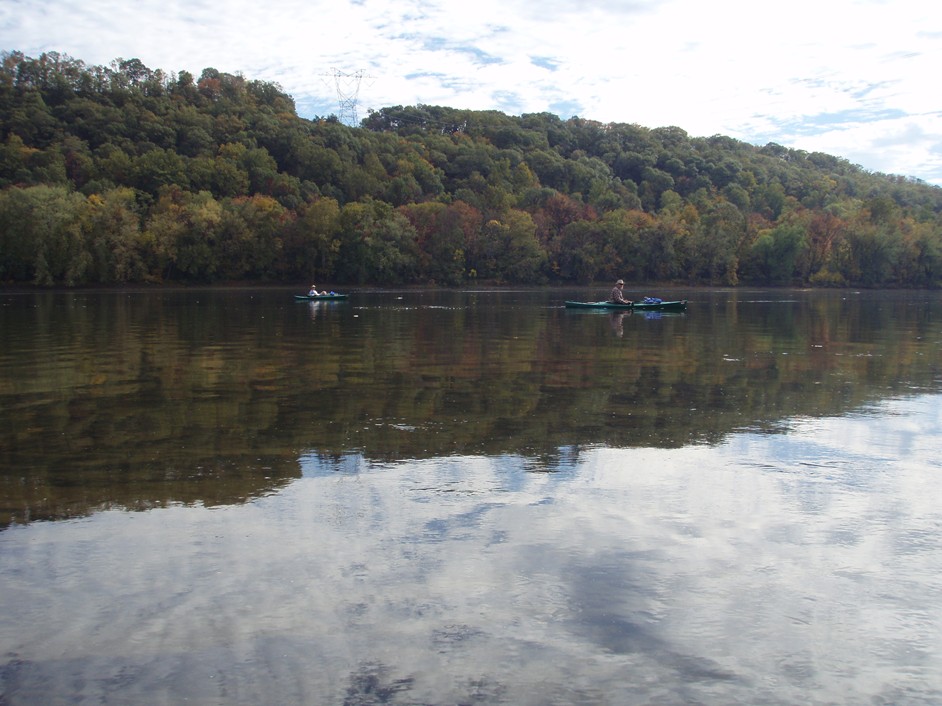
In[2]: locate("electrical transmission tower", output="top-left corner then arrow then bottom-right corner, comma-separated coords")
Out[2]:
323,69 -> 373,126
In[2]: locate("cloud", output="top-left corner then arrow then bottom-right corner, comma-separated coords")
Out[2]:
529,56 -> 560,72
2,0 -> 941,184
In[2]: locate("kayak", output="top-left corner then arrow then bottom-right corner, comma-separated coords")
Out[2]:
294,293 -> 348,301
565,299 -> 687,311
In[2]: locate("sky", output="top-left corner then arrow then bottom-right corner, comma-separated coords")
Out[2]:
2,0 -> 941,185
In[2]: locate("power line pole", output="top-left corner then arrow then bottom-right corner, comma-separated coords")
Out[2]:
323,69 -> 373,126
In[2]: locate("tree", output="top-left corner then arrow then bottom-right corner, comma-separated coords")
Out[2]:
0,185 -> 86,284
218,194 -> 289,279
843,222 -> 900,287
554,220 -> 605,283
743,223 -> 806,285
335,199 -> 419,284
399,201 -> 466,284
3,51 -> 942,289
473,210 -> 544,283
893,218 -> 942,287
533,191 -> 588,249
283,196 -> 341,280
639,166 -> 674,211
804,211 -> 846,280
0,134 -> 34,186
145,188 -> 223,281
78,187 -> 148,283
133,148 -> 189,195
693,201 -> 745,285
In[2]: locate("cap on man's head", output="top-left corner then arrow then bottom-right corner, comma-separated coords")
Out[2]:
616,279 -> 624,285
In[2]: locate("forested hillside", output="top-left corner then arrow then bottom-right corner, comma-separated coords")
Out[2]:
2,50 -> 941,287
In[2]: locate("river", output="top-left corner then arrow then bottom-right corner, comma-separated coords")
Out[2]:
1,287 -> 940,705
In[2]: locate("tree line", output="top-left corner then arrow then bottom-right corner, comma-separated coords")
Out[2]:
2,50 -> 941,288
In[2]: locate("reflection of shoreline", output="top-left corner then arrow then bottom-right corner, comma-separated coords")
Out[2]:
4,289 -> 942,528
0,455 -> 301,529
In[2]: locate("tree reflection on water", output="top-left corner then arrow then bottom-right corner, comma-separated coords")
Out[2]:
2,287 -> 940,526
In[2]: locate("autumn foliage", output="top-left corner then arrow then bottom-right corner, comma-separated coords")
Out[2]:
2,51 -> 941,287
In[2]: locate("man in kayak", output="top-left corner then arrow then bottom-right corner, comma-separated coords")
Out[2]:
610,279 -> 633,305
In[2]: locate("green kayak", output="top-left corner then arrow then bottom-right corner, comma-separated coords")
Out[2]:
294,293 -> 348,301
564,299 -> 687,311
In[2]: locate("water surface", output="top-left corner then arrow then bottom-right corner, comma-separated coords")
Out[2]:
1,288 -> 940,705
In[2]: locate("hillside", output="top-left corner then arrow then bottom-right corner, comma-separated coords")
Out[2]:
2,50 -> 941,287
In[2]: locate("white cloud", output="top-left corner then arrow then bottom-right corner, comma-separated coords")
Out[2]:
2,0 -> 941,184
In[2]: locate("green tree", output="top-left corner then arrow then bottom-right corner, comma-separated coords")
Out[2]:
843,222 -> 900,286
473,210 -> 544,283
554,219 -> 605,283
693,201 -> 745,285
217,194 -> 289,279
0,185 -> 86,284
283,197 -> 341,280
743,223 -> 807,285
335,199 -> 419,284
133,148 -> 189,195
893,218 -> 942,287
0,134 -> 34,186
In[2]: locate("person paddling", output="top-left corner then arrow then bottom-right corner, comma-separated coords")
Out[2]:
610,279 -> 633,305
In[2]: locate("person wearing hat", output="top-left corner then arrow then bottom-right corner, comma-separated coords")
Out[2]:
611,279 -> 632,305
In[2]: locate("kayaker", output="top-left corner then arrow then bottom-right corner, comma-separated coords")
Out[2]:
308,284 -> 322,296
610,279 -> 632,305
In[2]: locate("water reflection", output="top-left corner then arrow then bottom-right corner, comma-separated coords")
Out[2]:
1,288 -> 942,527
1,396 -> 939,704
609,310 -> 628,337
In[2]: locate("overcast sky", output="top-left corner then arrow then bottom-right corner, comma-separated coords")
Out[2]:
3,0 -> 941,185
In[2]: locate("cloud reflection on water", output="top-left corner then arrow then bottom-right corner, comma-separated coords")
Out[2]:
1,397 -> 940,704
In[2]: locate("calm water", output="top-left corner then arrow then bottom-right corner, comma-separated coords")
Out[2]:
1,287 -> 941,705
